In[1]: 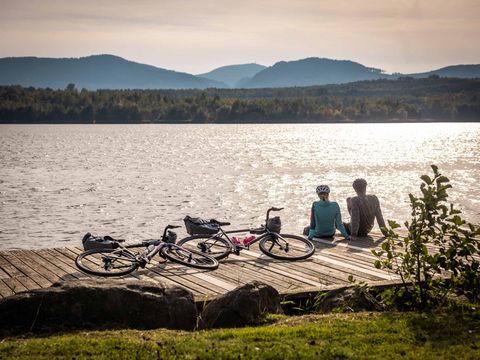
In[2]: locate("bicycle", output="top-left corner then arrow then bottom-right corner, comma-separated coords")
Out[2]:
75,225 -> 219,277
177,207 -> 315,261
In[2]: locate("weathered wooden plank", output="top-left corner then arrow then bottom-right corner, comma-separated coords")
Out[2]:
0,253 -> 37,276
310,252 -> 399,280
3,277 -> 28,294
262,258 -> 355,285
173,267 -> 237,291
249,250 -> 354,283
237,249 -> 326,287
15,275 -> 41,292
0,265 -> 11,279
143,267 -> 215,296
0,251 -> 43,293
221,252 -> 330,290
0,279 -> 14,297
142,265 -> 220,296
54,247 -> 82,263
208,262 -> 294,292
0,254 -> 26,278
45,248 -> 90,279
218,257 -> 307,292
30,249 -> 77,281
314,247 -> 387,270
48,248 -> 81,268
0,252 -> 51,288
16,250 -> 63,282
285,239 -> 392,281
15,250 -> 63,283
238,247 -> 379,284
312,240 -> 380,261
238,247 -> 351,284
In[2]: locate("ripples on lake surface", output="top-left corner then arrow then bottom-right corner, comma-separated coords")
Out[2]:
0,123 -> 479,250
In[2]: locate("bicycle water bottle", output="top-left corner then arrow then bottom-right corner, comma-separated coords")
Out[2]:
243,235 -> 255,245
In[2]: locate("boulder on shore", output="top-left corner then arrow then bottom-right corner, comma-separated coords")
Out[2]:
0,279 -> 197,333
199,281 -> 283,329
315,286 -> 385,313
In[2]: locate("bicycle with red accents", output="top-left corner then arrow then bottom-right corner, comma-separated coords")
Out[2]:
177,207 -> 315,261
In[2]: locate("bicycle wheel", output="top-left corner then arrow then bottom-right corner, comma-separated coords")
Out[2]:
75,248 -> 139,277
161,245 -> 219,270
259,233 -> 315,261
176,234 -> 232,260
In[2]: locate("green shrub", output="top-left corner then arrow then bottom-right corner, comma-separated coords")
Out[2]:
373,165 -> 480,309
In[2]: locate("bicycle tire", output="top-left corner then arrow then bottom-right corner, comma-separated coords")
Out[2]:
161,245 -> 219,270
75,248 -> 139,277
259,233 -> 315,261
176,234 -> 232,260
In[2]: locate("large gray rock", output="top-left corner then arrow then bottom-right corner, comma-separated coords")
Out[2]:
199,281 -> 283,329
315,286 -> 385,313
0,279 -> 196,333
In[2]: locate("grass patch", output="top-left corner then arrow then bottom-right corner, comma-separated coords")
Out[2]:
1,309 -> 479,359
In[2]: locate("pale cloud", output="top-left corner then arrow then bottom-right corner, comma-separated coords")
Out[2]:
0,0 -> 479,74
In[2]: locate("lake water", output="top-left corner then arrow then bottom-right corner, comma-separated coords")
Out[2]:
1,123 -> 479,250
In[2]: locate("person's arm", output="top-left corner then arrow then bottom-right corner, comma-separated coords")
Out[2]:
374,196 -> 388,236
350,198 -> 360,236
347,197 -> 352,215
308,203 -> 316,239
310,203 -> 316,229
334,204 -> 349,238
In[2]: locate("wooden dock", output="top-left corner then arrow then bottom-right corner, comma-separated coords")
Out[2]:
0,233 -> 404,301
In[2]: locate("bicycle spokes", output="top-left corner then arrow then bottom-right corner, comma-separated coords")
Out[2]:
199,239 -> 229,252
259,233 -> 315,260
266,235 -> 287,252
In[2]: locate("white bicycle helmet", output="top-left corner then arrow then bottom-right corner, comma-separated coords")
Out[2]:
316,185 -> 330,194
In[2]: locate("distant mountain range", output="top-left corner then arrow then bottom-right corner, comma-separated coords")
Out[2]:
241,58 -> 386,88
1,54 -> 479,90
406,65 -> 480,79
197,63 -> 266,87
0,55 -> 223,90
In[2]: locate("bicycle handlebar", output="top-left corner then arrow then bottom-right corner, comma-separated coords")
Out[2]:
161,224 -> 181,239
266,206 -> 284,225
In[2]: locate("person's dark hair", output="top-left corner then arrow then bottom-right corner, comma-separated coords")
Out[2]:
353,178 -> 367,192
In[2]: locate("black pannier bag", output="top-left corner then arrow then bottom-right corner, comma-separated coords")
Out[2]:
82,233 -> 120,251
267,216 -> 282,233
184,216 -> 219,235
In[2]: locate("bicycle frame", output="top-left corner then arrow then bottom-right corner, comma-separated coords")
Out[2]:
104,225 -> 181,268
211,207 -> 285,253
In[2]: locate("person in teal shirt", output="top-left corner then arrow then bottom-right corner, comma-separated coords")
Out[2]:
308,185 -> 350,240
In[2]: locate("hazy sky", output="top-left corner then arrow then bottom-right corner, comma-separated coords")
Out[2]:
1,0 -> 479,74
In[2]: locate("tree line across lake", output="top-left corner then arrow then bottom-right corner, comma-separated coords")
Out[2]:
1,76 -> 479,123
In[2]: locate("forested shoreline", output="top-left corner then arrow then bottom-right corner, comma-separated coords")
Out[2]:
1,77 -> 479,123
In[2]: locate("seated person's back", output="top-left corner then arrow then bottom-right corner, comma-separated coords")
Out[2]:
347,178 -> 387,237
309,185 -> 349,239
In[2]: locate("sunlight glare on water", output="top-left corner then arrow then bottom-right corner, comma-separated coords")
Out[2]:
0,123 -> 479,249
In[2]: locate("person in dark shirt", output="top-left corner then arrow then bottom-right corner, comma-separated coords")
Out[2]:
345,178 -> 388,240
